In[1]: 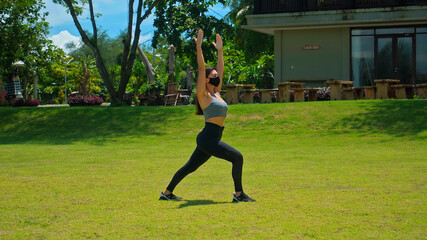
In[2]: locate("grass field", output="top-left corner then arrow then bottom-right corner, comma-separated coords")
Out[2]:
0,100 -> 426,239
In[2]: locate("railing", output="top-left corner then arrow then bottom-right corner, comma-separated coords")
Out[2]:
254,0 -> 427,14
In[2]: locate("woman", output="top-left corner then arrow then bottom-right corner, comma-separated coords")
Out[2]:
160,29 -> 255,203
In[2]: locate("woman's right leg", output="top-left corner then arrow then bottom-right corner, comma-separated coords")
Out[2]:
166,146 -> 211,192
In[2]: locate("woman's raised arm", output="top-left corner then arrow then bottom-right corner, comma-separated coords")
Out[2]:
194,29 -> 206,98
212,34 -> 224,92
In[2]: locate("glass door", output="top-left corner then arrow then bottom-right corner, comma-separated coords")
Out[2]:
376,35 -> 414,84
397,37 -> 413,84
377,37 -> 394,79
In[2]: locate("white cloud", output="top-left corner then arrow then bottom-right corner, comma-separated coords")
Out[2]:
50,31 -> 82,53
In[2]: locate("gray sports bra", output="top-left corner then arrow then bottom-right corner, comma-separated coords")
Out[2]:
203,93 -> 228,120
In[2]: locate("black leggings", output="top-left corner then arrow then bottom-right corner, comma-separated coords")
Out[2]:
166,122 -> 244,193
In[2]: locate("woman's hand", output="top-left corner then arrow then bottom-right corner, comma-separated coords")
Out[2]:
212,34 -> 223,50
193,29 -> 203,47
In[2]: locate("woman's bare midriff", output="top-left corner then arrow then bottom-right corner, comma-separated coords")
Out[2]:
205,116 -> 226,127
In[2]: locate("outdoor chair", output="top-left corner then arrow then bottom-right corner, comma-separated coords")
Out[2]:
416,83 -> 427,99
164,82 -> 180,106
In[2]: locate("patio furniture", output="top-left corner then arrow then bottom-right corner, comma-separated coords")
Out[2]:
225,84 -> 255,105
286,78 -> 332,88
277,82 -> 305,102
353,87 -> 363,100
277,83 -> 291,103
362,86 -> 376,99
302,88 -> 321,101
259,89 -> 278,103
178,89 -> 191,105
415,83 -> 427,99
243,89 -> 255,104
326,80 -> 353,100
164,82 -> 180,106
374,79 -> 400,99
391,84 -> 414,99
342,87 -> 354,100
293,88 -> 305,102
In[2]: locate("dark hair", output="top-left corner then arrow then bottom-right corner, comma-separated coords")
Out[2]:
195,66 -> 216,115
205,66 -> 216,78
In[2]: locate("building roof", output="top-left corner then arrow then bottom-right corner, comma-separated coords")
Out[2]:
243,6 -> 427,34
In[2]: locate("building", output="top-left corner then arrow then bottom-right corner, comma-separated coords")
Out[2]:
243,0 -> 427,87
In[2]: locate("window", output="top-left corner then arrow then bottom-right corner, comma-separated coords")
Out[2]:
416,34 -> 427,84
376,27 -> 415,35
351,26 -> 427,85
352,36 -> 375,87
352,29 -> 374,36
416,27 -> 427,33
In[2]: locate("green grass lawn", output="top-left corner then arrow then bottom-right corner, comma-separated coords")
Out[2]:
0,100 -> 426,239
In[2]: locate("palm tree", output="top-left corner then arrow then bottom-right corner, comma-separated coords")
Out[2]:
224,0 -> 253,26
224,0 -> 273,61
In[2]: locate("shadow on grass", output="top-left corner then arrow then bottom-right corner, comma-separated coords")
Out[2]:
336,100 -> 427,139
1,100 -> 425,145
0,106 -> 193,145
178,200 -> 232,208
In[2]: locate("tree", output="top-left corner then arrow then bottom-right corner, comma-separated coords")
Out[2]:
0,0 -> 60,100
149,0 -> 273,88
148,0 -> 232,68
137,46 -> 155,83
21,46 -> 67,101
224,0 -> 273,62
53,0 -> 160,105
66,29 -> 123,69
224,0 -> 252,27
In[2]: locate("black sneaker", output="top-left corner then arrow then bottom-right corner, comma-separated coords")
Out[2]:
232,191 -> 256,202
159,191 -> 183,201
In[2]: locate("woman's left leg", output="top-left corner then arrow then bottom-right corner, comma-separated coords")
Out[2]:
165,146 -> 211,193
208,141 -> 244,193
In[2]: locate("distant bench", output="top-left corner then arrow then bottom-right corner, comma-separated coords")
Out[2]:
374,79 -> 400,99
225,84 -> 255,104
286,79 -> 333,88
391,84 -> 414,99
277,82 -> 305,102
416,83 -> 427,99
259,89 -> 278,103
326,80 -> 353,100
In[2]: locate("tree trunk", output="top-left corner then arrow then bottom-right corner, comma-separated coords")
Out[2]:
118,0 -> 160,102
79,60 -> 90,95
60,0 -> 160,105
94,49 -> 118,101
168,44 -> 176,81
137,46 -> 155,82
63,0 -> 118,102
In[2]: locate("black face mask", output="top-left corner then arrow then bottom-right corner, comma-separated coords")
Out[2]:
209,76 -> 220,87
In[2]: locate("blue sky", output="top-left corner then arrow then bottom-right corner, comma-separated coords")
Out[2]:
43,0 -> 230,53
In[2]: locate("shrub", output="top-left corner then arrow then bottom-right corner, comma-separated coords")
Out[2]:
0,100 -> 10,107
317,87 -> 331,101
253,91 -> 260,103
12,99 -> 41,107
413,88 -> 419,99
68,95 -> 104,106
